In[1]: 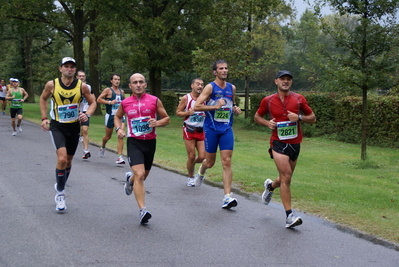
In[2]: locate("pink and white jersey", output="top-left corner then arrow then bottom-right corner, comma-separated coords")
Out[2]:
121,93 -> 158,140
183,93 -> 205,128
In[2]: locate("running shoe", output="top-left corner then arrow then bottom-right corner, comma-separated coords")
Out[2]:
285,213 -> 302,228
116,156 -> 125,164
187,177 -> 195,187
79,135 -> 83,143
193,166 -> 205,187
140,209 -> 152,224
222,194 -> 238,209
124,172 -> 133,195
17,126 -> 22,133
2,111 -> 5,115
261,179 -> 274,205
99,147 -> 105,158
12,131 -> 17,136
82,150 -> 91,159
54,184 -> 66,211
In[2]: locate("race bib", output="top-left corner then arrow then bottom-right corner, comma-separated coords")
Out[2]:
111,96 -> 122,115
58,104 -> 79,123
189,112 -> 205,123
214,107 -> 230,123
11,99 -> 22,108
111,103 -> 120,115
130,116 -> 152,136
277,121 -> 298,140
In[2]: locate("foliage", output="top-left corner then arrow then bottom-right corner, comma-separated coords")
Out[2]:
335,95 -> 399,148
193,0 -> 289,82
160,90 -> 179,116
313,0 -> 399,160
104,0 -> 211,98
249,92 -> 267,120
301,92 -> 338,136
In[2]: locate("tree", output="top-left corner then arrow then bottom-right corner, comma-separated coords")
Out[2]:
0,4 -> 55,102
315,0 -> 399,160
107,0 -> 209,98
192,0 -> 291,117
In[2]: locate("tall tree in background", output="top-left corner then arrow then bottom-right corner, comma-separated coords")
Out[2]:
2,0 -> 90,71
316,0 -> 399,160
193,0 -> 290,117
0,0 -> 57,101
110,0 -> 208,97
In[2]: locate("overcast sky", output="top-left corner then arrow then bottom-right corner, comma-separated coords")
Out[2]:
293,0 -> 333,19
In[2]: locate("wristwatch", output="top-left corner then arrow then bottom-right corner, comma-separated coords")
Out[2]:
115,127 -> 121,133
298,114 -> 303,121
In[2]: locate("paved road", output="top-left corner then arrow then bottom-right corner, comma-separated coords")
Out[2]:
0,114 -> 398,267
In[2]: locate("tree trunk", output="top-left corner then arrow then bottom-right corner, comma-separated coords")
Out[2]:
73,8 -> 85,71
244,74 -> 249,119
89,9 -> 104,115
149,67 -> 162,98
23,35 -> 34,103
361,87 -> 368,160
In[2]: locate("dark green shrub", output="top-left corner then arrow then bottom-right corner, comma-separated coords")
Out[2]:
160,90 -> 179,116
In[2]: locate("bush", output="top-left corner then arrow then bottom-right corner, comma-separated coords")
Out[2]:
335,95 -> 399,148
161,90 -> 179,116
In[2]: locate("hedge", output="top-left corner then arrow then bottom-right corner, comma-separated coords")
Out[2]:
249,92 -> 399,148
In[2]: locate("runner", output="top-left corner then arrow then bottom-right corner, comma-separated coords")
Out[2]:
115,73 -> 170,224
6,78 -> 28,136
97,74 -> 126,164
0,79 -> 7,115
254,70 -> 316,228
176,78 -> 206,186
193,59 -> 242,209
40,57 -> 96,211
76,70 -> 94,159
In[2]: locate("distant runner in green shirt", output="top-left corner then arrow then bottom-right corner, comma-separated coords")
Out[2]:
6,78 -> 28,136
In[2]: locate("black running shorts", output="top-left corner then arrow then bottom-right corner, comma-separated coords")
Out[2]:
127,137 -> 156,170
269,139 -> 301,162
50,120 -> 80,155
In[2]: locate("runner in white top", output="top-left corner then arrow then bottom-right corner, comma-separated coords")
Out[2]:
76,70 -> 94,159
176,78 -> 206,186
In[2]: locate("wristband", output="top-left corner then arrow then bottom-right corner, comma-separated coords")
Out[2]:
108,100 -> 111,105
298,114 -> 303,121
233,104 -> 237,107
42,117 -> 48,121
85,114 -> 90,118
115,127 -> 121,133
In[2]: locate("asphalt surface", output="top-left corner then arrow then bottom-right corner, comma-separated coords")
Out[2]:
0,113 -> 398,267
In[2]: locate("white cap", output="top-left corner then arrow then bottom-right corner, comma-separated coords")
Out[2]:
60,57 -> 76,66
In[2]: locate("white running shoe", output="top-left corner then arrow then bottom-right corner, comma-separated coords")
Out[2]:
285,213 -> 302,228
54,184 -> 66,211
17,126 -> 22,133
222,194 -> 238,209
99,147 -> 105,158
124,172 -> 133,195
187,177 -> 195,187
261,179 -> 274,205
12,131 -> 17,136
193,166 -> 205,187
79,135 -> 83,143
116,156 -> 125,164
140,209 -> 152,224
82,150 -> 91,159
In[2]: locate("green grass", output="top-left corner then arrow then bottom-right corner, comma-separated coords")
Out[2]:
21,101 -> 399,245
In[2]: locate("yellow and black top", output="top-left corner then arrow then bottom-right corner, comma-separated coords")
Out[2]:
50,78 -> 82,123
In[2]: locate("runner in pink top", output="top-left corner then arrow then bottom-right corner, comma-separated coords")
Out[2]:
114,73 -> 170,225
